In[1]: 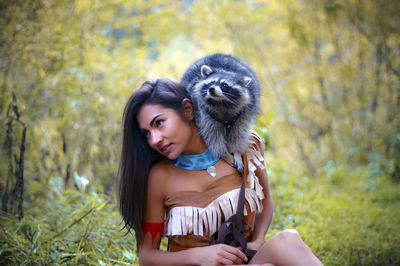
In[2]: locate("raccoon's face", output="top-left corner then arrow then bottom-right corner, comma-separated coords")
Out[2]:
196,65 -> 252,108
200,77 -> 244,106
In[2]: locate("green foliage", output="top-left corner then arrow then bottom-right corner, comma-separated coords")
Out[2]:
0,0 -> 399,264
1,0 -> 399,191
0,190 -> 138,265
1,164 -> 399,265
267,163 -> 400,265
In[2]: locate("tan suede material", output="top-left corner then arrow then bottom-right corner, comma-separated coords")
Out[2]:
165,134 -> 264,249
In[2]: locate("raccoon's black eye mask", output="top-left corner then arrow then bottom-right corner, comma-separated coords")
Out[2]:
220,82 -> 229,90
201,64 -> 252,88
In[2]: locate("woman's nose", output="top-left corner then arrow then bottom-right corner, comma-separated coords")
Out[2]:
150,131 -> 163,146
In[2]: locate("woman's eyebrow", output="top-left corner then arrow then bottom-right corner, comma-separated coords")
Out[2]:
149,114 -> 163,126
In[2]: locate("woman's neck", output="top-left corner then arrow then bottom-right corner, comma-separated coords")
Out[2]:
181,125 -> 207,155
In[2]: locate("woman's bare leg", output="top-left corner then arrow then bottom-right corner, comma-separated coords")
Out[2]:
249,229 -> 323,265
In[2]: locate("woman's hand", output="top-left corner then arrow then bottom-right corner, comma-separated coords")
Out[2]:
193,244 -> 248,265
246,240 -> 263,251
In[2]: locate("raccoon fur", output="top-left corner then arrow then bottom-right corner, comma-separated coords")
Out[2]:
181,53 -> 260,171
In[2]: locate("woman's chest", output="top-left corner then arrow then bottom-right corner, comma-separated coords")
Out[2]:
165,159 -> 238,195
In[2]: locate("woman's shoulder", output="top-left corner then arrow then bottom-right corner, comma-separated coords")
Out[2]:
147,159 -> 174,199
148,159 -> 174,180
248,130 -> 265,156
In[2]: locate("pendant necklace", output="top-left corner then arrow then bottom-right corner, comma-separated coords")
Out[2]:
170,148 -> 220,177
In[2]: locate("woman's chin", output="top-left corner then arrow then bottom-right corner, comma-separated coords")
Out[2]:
166,153 -> 179,160
161,144 -> 178,160
156,149 -> 176,160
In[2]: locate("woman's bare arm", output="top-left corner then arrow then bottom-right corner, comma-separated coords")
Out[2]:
249,166 -> 273,248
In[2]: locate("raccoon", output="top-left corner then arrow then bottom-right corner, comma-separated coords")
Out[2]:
181,53 -> 260,171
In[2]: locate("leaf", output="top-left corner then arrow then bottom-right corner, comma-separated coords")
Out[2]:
96,201 -> 108,212
74,172 -> 89,192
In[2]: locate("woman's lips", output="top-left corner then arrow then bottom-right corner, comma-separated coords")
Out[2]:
161,144 -> 173,155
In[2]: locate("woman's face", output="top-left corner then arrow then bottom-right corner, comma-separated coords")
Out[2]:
137,104 -> 194,160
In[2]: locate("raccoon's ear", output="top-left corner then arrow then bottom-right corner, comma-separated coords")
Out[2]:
201,65 -> 213,78
243,77 -> 252,87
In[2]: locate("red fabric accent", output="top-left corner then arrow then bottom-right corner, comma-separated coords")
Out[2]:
143,222 -> 164,245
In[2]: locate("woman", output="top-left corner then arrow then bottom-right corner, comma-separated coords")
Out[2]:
119,78 -> 322,265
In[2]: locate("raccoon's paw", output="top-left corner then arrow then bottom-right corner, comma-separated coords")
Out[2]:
233,153 -> 244,174
222,153 -> 244,174
222,153 -> 234,165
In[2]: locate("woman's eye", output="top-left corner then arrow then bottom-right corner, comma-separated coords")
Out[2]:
155,120 -> 164,127
143,130 -> 150,138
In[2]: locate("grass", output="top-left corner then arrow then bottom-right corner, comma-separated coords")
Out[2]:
0,190 -> 136,265
1,163 -> 399,265
267,163 -> 400,265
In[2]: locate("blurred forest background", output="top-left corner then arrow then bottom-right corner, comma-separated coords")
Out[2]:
1,0 -> 399,265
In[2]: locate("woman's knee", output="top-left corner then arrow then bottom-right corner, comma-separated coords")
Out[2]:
275,229 -> 300,240
270,229 -> 308,252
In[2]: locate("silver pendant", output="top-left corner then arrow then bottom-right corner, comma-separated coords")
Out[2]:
207,165 -> 217,177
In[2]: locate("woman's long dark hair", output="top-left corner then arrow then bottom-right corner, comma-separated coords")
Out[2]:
118,78 -> 189,249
